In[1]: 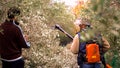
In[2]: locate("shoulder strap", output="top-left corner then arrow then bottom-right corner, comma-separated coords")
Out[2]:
77,32 -> 81,53
77,32 -> 86,53
96,34 -> 107,68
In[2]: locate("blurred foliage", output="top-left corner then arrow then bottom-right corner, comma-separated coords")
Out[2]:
78,0 -> 120,67
19,0 -> 75,45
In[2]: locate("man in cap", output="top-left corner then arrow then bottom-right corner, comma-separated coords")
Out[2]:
70,18 -> 110,68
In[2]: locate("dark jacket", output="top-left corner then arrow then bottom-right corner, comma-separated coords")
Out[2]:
0,20 -> 30,60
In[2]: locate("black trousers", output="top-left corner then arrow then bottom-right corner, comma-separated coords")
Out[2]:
2,58 -> 25,68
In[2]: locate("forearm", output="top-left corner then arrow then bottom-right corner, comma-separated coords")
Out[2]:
102,37 -> 110,52
70,35 -> 79,54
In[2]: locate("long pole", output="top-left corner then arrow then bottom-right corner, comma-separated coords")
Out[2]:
54,24 -> 73,40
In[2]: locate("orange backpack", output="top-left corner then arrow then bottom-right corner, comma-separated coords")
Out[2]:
77,29 -> 102,63
77,29 -> 112,67
86,43 -> 101,63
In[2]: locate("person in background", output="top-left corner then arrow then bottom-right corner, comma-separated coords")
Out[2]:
0,7 -> 30,68
70,18 -> 110,68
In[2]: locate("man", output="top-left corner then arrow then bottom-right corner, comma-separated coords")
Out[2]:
70,18 -> 110,68
0,7 -> 30,68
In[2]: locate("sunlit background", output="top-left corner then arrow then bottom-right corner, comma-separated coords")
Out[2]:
53,0 -> 78,7
53,0 -> 88,7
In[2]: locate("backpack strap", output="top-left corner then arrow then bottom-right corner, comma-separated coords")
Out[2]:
94,33 -> 107,68
77,32 -> 81,54
99,35 -> 107,68
77,32 -> 81,55
77,32 -> 87,65
78,32 -> 86,53
77,32 -> 83,65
